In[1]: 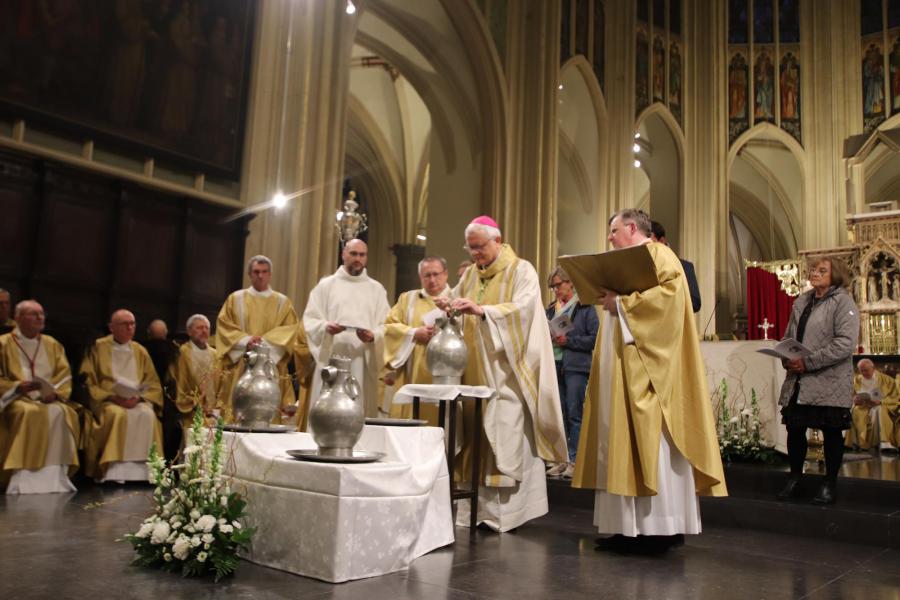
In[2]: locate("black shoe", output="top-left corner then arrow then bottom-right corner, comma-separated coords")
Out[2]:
811,481 -> 836,505
776,476 -> 802,500
595,534 -> 672,555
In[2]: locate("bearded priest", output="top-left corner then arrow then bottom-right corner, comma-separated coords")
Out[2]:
383,256 -> 452,425
572,209 -> 726,554
0,300 -> 80,493
82,309 -> 163,483
215,255 -> 299,423
437,216 -> 568,532
303,239 -> 390,419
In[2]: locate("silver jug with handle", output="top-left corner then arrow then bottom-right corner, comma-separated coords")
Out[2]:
309,355 -> 363,457
426,310 -> 468,385
231,341 -> 281,428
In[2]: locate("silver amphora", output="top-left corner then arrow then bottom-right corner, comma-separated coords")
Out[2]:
426,311 -> 468,385
231,341 -> 281,428
309,355 -> 363,457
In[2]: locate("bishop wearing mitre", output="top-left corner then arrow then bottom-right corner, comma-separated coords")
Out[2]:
82,309 -> 163,482
215,255 -> 298,423
0,300 -> 80,493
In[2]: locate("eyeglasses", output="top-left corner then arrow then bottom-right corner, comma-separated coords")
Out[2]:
549,281 -> 569,290
463,241 -> 491,253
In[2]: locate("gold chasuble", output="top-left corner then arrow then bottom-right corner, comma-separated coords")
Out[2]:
293,322 -> 316,431
81,336 -> 163,479
847,371 -> 900,449
382,287 -> 450,425
572,242 -> 726,498
454,244 -> 567,489
171,341 -> 220,427
0,330 -> 80,481
214,287 -> 298,423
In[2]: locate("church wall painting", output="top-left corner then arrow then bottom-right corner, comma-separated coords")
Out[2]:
669,41 -> 683,126
862,39 -> 886,134
728,51 -> 750,145
0,0 -> 257,179
636,26 -> 650,116
652,34 -> 666,103
753,48 -> 776,124
779,49 -> 801,143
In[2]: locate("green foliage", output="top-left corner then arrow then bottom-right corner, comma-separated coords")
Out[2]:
120,406 -> 254,581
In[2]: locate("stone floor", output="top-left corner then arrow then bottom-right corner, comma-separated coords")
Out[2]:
2,483 -> 899,600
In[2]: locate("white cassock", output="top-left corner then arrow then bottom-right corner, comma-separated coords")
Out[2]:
103,342 -> 157,482
592,309 -> 701,536
2,334 -> 77,494
303,267 -> 390,419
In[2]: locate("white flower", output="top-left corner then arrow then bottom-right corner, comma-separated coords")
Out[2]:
220,524 -> 233,534
171,520 -> 182,530
182,445 -> 202,456
741,408 -> 753,417
232,521 -> 242,529
221,497 -> 228,507
729,416 -> 739,424
201,533 -> 215,544
185,525 -> 195,533
197,551 -> 208,563
150,521 -> 171,545
190,509 -> 201,520
190,536 -> 202,547
196,515 -> 217,533
172,536 -> 192,560
135,522 -> 154,539
163,553 -> 173,562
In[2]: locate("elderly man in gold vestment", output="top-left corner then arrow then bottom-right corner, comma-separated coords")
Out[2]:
82,309 -> 163,482
573,209 -> 726,554
845,358 -> 900,452
436,215 -> 567,532
215,255 -> 298,423
382,256 -> 451,425
0,300 -> 79,493
172,314 -> 220,428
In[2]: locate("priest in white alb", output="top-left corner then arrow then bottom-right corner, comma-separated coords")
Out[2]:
303,239 -> 390,419
437,216 -> 568,532
172,314 -> 220,428
572,209 -> 726,554
82,309 -> 163,482
383,256 -> 451,425
215,255 -> 298,423
0,300 -> 80,493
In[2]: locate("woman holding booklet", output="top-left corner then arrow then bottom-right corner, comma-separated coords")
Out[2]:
776,256 -> 859,504
545,266 -> 599,479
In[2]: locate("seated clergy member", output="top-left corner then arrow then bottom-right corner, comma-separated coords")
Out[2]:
215,255 -> 298,423
172,314 -> 219,428
846,358 -> 900,452
383,256 -> 452,425
0,300 -> 80,493
82,309 -> 163,482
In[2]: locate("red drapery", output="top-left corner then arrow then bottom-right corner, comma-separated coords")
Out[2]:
747,267 -> 796,340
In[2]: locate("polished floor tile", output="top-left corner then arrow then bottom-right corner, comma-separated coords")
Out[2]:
1,484 -> 896,600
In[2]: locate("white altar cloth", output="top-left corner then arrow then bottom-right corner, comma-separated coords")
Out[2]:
393,384 -> 494,404
223,425 -> 454,582
700,340 -> 787,453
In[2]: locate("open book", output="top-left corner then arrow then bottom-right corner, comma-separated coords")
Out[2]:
558,244 -> 660,304
853,390 -> 881,408
549,313 -> 574,336
113,378 -> 150,399
755,338 -> 812,360
34,375 -> 71,400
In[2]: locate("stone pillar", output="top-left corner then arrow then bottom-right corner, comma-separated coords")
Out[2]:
392,244 -> 425,297
240,0 -> 358,309
503,0 -> 561,280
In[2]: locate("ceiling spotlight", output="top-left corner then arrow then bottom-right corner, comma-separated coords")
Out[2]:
416,234 -> 427,241
633,143 -> 641,153
273,191 -> 287,209
634,159 -> 641,168
558,84 -> 564,90
634,133 -> 641,139
346,1 -> 356,15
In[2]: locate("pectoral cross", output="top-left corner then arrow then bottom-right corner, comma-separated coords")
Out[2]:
758,317 -> 774,340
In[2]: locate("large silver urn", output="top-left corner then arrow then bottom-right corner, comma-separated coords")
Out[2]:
426,311 -> 468,385
309,356 -> 363,457
231,342 -> 282,428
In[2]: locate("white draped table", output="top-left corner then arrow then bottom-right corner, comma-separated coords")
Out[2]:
222,425 -> 455,583
700,340 -> 787,453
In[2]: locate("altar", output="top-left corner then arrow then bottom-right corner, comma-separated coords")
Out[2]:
700,340 -> 787,454
222,425 -> 455,583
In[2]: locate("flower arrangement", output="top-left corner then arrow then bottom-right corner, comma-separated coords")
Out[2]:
714,379 -> 777,464
122,408 -> 255,581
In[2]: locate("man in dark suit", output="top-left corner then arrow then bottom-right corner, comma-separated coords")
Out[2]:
650,221 -> 701,313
